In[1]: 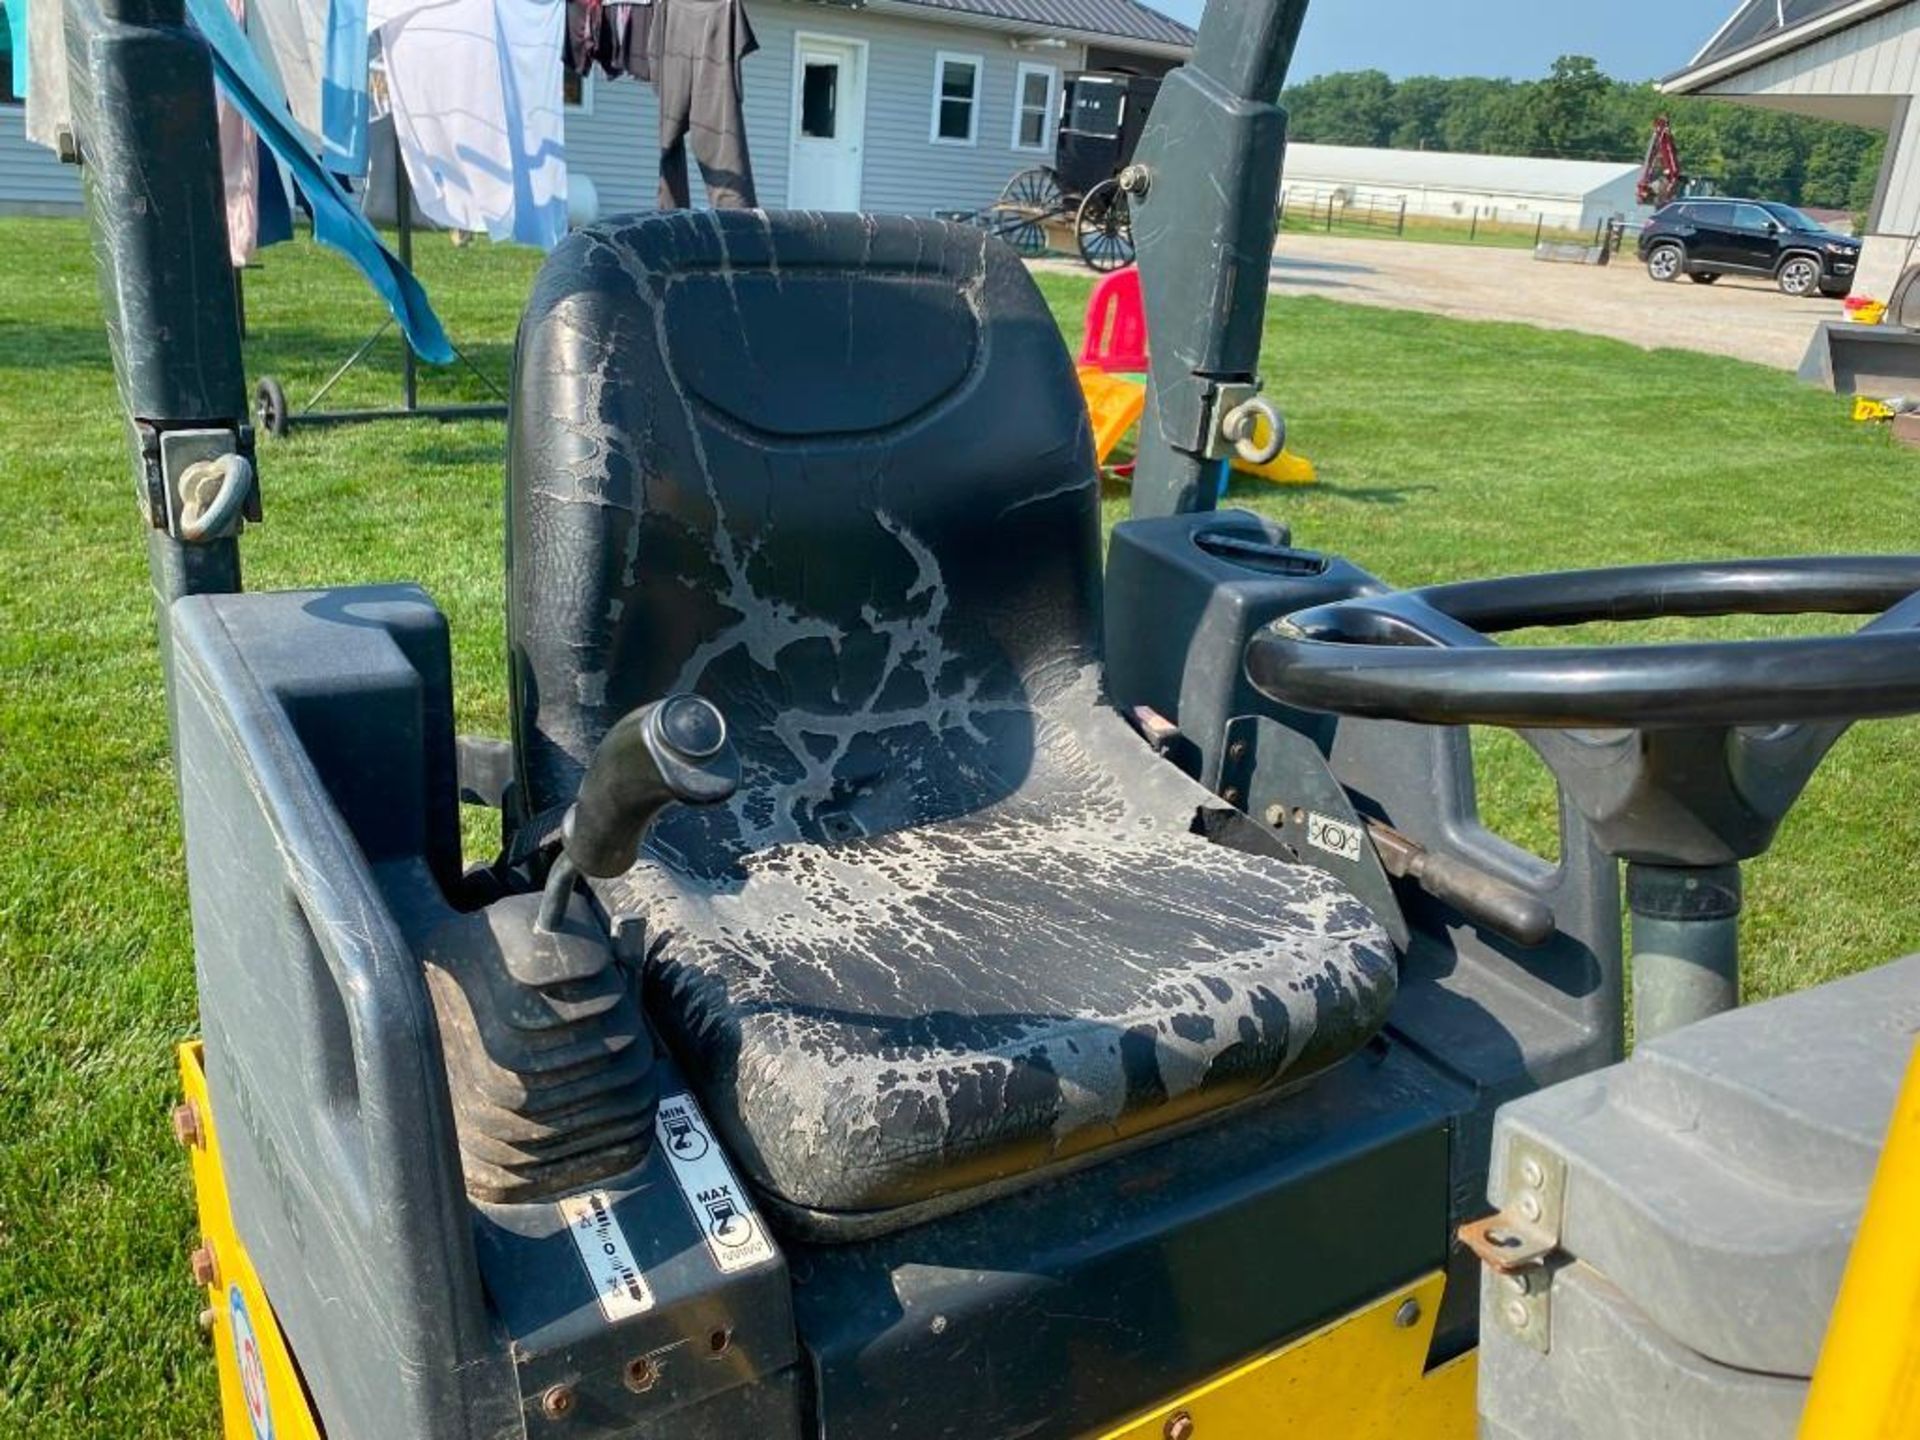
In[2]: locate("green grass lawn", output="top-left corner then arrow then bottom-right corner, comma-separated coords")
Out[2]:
3,215 -> 1918,1434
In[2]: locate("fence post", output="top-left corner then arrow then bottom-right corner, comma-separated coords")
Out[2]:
1469,208 -> 1479,242
1398,197 -> 1406,235
1534,214 -> 1545,246
1325,198 -> 1333,232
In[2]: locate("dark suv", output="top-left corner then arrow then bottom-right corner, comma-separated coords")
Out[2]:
1638,199 -> 1860,297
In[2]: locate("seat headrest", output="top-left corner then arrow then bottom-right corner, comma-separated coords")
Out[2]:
505,211 -> 1099,864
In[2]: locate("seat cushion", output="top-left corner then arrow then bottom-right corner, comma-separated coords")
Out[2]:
603,693 -> 1397,1220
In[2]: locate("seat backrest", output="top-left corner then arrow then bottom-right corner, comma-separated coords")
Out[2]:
1076,265 -> 1148,373
507,212 -> 1099,873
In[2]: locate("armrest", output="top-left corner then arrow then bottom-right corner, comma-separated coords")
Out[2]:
169,586 -> 516,1440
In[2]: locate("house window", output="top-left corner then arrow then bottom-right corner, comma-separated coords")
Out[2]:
931,52 -> 981,145
1012,63 -> 1057,153
801,60 -> 838,138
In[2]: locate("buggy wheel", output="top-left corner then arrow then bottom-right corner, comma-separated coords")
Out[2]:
1000,166 -> 1064,213
987,205 -> 1049,257
994,168 -> 1064,256
254,375 -> 290,439
1076,180 -> 1135,273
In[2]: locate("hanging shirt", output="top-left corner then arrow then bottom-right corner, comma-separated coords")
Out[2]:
322,0 -> 372,175
244,0 -> 328,139
565,0 -> 603,77
217,0 -> 261,267
605,0 -> 655,84
24,0 -> 72,154
368,0 -> 568,251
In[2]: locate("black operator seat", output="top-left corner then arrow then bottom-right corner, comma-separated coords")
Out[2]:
506,212 -> 1395,1228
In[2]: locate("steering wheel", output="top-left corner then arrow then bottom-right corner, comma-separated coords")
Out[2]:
1246,556 -> 1920,730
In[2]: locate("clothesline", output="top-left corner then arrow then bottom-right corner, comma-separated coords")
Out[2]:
234,0 -> 759,252
19,0 -> 760,364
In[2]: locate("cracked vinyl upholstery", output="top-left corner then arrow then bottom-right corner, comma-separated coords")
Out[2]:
507,211 -> 1396,1221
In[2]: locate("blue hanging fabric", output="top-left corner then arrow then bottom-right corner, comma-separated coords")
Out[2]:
321,0 -> 370,176
6,0 -> 28,99
184,0 -> 451,362
256,136 -> 294,249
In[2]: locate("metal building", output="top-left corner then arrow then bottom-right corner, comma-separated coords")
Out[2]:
1281,143 -> 1650,233
1665,0 -> 1920,297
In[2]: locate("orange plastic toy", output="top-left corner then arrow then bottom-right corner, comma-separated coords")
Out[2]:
1077,366 -> 1149,465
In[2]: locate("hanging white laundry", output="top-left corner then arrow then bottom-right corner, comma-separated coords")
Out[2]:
366,0 -> 568,251
244,0 -> 329,139
24,0 -> 74,154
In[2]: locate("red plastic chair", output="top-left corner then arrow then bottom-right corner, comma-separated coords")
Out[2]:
1077,266 -> 1149,374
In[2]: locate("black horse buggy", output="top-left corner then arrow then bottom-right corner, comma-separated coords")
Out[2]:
988,69 -> 1162,271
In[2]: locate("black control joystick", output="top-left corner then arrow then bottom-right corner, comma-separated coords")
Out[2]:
423,695 -> 741,1204
537,694 -> 742,929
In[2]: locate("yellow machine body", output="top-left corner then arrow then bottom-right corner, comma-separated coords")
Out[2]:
180,1034 -> 1473,1440
179,1043 -> 321,1440
1095,1271 -> 1473,1440
1797,1041 -> 1920,1440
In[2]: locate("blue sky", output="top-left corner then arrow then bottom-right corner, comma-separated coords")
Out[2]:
1143,1 -> 1739,82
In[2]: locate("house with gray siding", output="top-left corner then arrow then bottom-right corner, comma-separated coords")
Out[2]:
0,0 -> 1189,221
1663,0 -> 1920,297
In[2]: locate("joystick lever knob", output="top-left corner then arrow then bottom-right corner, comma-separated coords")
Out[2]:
537,695 -> 740,930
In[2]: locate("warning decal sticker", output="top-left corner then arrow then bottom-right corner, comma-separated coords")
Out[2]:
559,1189 -> 656,1323
1306,811 -> 1365,863
655,1091 -> 777,1274
229,1284 -> 275,1440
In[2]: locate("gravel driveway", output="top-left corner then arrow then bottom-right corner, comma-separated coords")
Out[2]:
1267,233 -> 1845,370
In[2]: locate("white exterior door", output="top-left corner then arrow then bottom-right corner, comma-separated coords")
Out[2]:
788,35 -> 866,211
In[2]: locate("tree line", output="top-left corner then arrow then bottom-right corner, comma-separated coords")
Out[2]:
1281,57 -> 1885,214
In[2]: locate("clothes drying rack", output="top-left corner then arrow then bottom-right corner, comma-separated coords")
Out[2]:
252,136 -> 511,438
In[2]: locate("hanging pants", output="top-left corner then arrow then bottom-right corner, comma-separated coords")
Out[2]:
651,0 -> 757,210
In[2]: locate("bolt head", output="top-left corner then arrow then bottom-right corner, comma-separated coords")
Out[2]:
1264,805 -> 1285,827
188,1244 -> 218,1289
622,1357 -> 658,1394
1517,1192 -> 1543,1223
1504,1298 -> 1531,1329
1393,1297 -> 1421,1328
541,1384 -> 576,1420
172,1102 -> 203,1149
1164,1411 -> 1195,1440
1520,1157 -> 1546,1189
